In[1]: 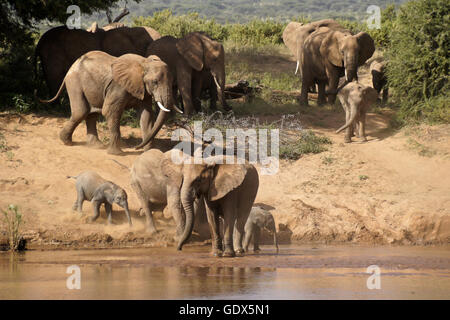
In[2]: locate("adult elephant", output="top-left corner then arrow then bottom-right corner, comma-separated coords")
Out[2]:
300,27 -> 375,106
41,52 -> 180,155
131,150 -> 259,257
34,25 -> 161,96
145,32 -> 230,116
282,19 -> 344,76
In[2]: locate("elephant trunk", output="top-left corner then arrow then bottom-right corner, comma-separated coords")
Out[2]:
212,70 -> 231,111
135,104 -> 169,149
344,55 -> 358,82
178,182 -> 195,250
336,103 -> 358,133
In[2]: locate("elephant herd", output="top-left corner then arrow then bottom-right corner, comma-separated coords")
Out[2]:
33,18 -> 388,256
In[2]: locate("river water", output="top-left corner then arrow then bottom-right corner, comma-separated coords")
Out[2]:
0,245 -> 449,299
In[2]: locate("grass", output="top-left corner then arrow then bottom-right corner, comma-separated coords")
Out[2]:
1,205 -> 24,251
279,130 -> 332,160
406,138 -> 437,157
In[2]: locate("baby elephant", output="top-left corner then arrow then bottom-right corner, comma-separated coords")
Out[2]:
243,207 -> 279,253
68,171 -> 132,226
336,82 -> 379,143
370,60 -> 388,104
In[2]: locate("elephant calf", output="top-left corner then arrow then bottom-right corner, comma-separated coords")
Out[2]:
243,207 -> 279,253
336,82 -> 379,143
68,171 -> 132,226
370,60 -> 388,104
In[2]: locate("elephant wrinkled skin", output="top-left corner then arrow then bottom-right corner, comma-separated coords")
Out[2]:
41,51 -> 178,155
300,25 -> 375,106
146,32 -> 230,115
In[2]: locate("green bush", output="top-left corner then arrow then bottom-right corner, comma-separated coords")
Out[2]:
386,0 -> 449,123
1,205 -> 24,251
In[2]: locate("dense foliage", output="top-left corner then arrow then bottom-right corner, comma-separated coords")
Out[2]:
386,0 -> 449,123
0,0 -> 130,110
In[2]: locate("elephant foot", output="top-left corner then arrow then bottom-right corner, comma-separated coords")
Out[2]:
211,249 -> 223,257
253,248 -> 261,253
86,136 -> 104,149
89,217 -> 98,223
222,249 -> 236,258
59,131 -> 74,146
235,248 -> 245,257
107,146 -> 124,155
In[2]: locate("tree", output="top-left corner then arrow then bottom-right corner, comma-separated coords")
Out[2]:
0,0 -> 139,110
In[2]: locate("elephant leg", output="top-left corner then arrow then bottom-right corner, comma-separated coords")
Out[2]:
326,71 -> 340,105
359,112 -> 367,141
299,75 -> 312,106
102,100 -> 123,155
85,113 -> 103,148
139,105 -> 154,151
317,82 -> 327,106
222,199 -> 237,257
60,92 -> 89,145
344,105 -> 352,143
253,226 -> 261,252
90,200 -> 102,222
205,202 -> 223,256
177,69 -> 194,116
105,202 -> 113,225
74,185 -> 85,213
131,181 -> 157,234
243,223 -> 253,252
233,213 -> 248,256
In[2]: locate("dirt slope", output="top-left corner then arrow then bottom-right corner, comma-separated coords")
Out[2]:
1,108 -> 449,249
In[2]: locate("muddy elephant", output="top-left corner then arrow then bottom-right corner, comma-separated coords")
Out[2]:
370,60 -> 388,104
146,32 -> 230,115
41,51 -> 181,155
35,25 -> 161,96
336,82 -> 379,143
243,206 -> 278,253
67,171 -> 132,226
130,150 -> 259,256
300,26 -> 375,106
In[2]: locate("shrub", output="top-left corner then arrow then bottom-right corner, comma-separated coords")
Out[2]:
1,205 -> 24,251
386,0 -> 449,123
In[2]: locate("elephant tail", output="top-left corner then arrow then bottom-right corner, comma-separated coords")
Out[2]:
336,103 -> 358,134
109,159 -> 130,171
39,78 -> 66,104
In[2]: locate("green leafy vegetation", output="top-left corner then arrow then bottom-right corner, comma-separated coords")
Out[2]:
280,130 -> 332,160
385,0 -> 449,123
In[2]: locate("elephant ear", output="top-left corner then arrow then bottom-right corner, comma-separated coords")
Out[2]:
176,33 -> 204,71
356,32 -> 375,66
111,56 -> 145,100
363,86 -> 379,104
320,31 -> 343,67
209,164 -> 247,201
282,22 -> 304,58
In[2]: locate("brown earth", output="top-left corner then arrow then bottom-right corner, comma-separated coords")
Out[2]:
0,109 -> 449,249
0,48 -> 449,249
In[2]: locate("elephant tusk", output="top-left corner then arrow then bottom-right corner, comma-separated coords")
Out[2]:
345,69 -> 350,82
295,61 -> 299,75
173,104 -> 184,114
213,76 -> 221,90
157,101 -> 170,112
